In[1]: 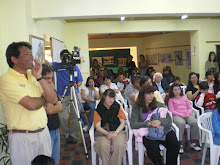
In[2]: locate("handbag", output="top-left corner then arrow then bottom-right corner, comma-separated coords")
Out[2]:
146,108 -> 166,141
84,102 -> 90,111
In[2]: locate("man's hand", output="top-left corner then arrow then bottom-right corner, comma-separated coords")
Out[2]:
32,59 -> 42,79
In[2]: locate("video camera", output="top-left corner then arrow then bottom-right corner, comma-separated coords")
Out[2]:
61,46 -> 81,66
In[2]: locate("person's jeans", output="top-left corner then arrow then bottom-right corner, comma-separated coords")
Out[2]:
82,101 -> 96,126
49,129 -> 60,165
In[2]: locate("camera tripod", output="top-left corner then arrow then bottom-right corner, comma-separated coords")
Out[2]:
59,67 -> 89,159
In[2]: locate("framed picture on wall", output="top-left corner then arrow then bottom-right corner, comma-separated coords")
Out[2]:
103,56 -> 114,65
174,51 -> 183,65
146,54 -> 158,65
185,49 -> 191,69
160,54 -> 172,63
92,57 -> 103,67
118,58 -> 127,66
29,35 -> 45,64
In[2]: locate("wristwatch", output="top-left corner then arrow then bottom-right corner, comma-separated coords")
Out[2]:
37,77 -> 44,81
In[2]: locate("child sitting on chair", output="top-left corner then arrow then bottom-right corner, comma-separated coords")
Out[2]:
195,81 -> 216,112
93,89 -> 127,165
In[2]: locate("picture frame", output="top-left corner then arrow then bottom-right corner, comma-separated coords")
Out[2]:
29,35 -> 45,64
146,54 -> 158,65
174,51 -> 183,65
118,58 -> 127,66
160,54 -> 172,63
92,57 -> 103,67
185,49 -> 191,69
103,56 -> 114,65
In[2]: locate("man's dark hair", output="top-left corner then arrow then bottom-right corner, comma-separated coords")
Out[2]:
42,64 -> 54,76
103,75 -> 111,81
60,49 -> 69,57
131,74 -> 142,84
117,72 -> 123,77
199,81 -> 209,90
174,77 -> 180,82
31,155 -> 55,165
6,42 -> 32,68
139,76 -> 151,87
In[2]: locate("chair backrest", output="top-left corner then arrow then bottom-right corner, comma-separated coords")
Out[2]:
180,86 -> 187,96
198,112 -> 213,145
116,93 -> 128,111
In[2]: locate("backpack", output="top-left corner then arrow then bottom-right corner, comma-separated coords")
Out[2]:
146,108 -> 166,141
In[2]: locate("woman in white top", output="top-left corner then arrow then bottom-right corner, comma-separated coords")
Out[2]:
81,76 -> 100,127
100,75 -> 119,95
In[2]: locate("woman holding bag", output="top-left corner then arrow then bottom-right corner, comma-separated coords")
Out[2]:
130,84 -> 179,165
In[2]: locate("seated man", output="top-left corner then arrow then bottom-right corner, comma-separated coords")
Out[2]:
112,72 -> 126,94
100,75 -> 119,95
124,74 -> 142,106
195,81 -> 216,112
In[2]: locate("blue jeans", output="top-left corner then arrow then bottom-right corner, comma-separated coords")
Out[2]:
82,102 -> 96,126
49,129 -> 60,165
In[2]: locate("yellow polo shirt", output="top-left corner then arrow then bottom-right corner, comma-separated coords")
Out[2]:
0,68 -> 47,130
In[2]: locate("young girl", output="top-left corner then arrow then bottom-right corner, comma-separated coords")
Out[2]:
168,84 -> 201,153
206,71 -> 214,93
212,98 -> 220,145
93,89 -> 127,165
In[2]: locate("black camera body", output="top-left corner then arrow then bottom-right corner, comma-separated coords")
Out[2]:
61,46 -> 81,66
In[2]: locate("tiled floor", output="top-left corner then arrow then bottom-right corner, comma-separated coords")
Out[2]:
59,130 -> 213,165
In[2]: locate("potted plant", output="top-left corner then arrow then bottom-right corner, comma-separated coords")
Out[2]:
0,123 -> 10,165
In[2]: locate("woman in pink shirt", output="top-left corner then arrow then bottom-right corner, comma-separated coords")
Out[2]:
168,84 -> 201,153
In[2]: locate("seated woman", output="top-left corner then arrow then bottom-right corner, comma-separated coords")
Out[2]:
100,75 -> 119,95
212,98 -> 220,145
81,77 -> 100,128
93,89 -> 127,165
168,84 -> 201,153
130,84 -> 179,165
213,72 -> 220,94
152,72 -> 167,95
205,71 -> 214,93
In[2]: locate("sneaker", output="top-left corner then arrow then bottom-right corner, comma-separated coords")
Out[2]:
179,145 -> 184,154
67,136 -> 77,144
83,125 -> 89,132
189,143 -> 201,151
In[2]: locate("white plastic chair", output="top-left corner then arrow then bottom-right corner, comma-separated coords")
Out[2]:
198,112 -> 220,165
116,93 -> 128,112
134,110 -> 180,165
89,102 -> 133,165
180,86 -> 187,96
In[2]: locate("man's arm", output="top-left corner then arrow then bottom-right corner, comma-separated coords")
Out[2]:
18,96 -> 46,110
45,101 -> 62,115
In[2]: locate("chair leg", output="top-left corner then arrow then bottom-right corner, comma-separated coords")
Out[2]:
138,142 -> 145,165
123,153 -> 127,165
187,127 -> 190,141
162,149 -> 166,164
91,147 -> 96,165
201,143 -> 208,165
127,144 -> 133,165
99,157 -> 102,165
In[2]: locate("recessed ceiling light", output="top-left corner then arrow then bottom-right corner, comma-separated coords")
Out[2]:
180,15 -> 188,19
120,17 -> 125,21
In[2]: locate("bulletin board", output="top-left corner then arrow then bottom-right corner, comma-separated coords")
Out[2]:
89,49 -> 130,67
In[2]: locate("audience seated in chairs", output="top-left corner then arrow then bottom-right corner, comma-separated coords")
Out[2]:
195,81 -> 216,113
130,84 -> 180,165
152,72 -> 168,95
112,72 -> 126,95
93,89 -> 127,165
168,84 -> 201,153
205,71 -> 215,93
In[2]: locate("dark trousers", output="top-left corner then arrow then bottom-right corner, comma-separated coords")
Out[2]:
143,130 -> 180,165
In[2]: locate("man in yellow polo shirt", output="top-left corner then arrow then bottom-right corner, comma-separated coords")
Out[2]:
0,42 -> 58,165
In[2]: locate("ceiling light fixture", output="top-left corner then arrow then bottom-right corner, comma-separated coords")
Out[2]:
120,17 -> 125,21
180,15 -> 188,19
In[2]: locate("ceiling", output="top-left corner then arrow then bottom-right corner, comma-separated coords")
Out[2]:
88,32 -> 172,39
